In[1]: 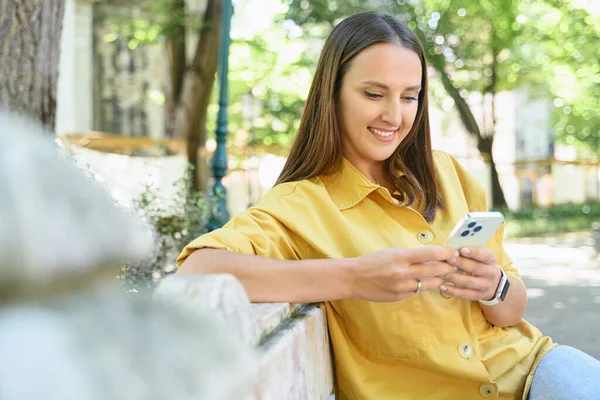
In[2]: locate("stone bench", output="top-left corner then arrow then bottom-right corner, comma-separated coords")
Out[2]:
154,274 -> 335,400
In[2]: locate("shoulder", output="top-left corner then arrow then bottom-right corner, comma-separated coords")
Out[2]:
263,178 -> 322,197
432,150 -> 488,211
432,149 -> 460,168
262,178 -> 327,199
255,178 -> 330,210
433,150 -> 480,185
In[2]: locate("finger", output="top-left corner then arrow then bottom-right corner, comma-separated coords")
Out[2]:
443,272 -> 489,292
403,261 -> 455,279
439,270 -> 455,281
459,247 -> 496,265
393,277 -> 445,298
451,256 -> 486,275
404,247 -> 459,264
453,257 -> 498,277
418,277 -> 445,292
439,284 -> 482,301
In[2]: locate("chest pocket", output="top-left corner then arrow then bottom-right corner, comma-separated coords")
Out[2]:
335,295 -> 430,361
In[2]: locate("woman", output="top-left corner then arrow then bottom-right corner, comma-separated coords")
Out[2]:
177,12 -> 600,400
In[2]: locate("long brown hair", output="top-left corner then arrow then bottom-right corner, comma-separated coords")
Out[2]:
275,12 -> 444,222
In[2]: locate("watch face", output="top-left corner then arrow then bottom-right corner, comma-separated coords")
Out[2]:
498,279 -> 510,301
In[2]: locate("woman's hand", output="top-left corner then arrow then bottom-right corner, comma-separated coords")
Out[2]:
440,247 -> 502,301
351,247 -> 458,302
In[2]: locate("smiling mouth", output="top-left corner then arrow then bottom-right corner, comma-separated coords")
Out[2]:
368,127 -> 398,137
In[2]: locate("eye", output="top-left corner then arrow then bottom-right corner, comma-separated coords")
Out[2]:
402,96 -> 418,102
364,91 -> 383,99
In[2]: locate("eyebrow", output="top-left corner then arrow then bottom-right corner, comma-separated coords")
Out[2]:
360,80 -> 421,91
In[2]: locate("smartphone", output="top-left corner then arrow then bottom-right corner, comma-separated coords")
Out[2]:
445,212 -> 504,249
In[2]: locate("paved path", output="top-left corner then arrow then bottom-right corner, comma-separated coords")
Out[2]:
505,232 -> 600,359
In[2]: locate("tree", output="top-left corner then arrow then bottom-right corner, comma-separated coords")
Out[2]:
516,0 -> 600,156
101,0 -> 222,191
0,0 -> 66,131
99,0 -> 315,190
166,0 -> 222,192
417,0 -> 519,209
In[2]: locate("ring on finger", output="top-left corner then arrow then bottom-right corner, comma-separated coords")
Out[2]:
415,278 -> 422,295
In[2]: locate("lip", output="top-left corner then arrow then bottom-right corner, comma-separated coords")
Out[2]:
370,127 -> 399,132
368,126 -> 398,142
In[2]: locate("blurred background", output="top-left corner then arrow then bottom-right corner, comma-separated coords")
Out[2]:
2,0 -> 599,282
1,0 -> 600,368
48,0 -> 600,235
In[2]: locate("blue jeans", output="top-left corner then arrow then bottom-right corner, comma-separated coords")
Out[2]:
528,345 -> 600,400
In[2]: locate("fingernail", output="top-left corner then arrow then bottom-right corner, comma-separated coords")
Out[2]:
440,285 -> 447,292
461,247 -> 471,255
454,250 -> 460,257
448,258 -> 457,265
454,267 -> 459,272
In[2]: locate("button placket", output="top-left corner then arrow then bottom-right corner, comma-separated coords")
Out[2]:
458,342 -> 473,359
417,230 -> 434,244
479,383 -> 496,398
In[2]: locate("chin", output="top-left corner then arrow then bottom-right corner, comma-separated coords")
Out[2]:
374,143 -> 402,161
369,150 -> 397,162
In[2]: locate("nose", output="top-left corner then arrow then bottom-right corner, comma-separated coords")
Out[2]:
381,100 -> 402,127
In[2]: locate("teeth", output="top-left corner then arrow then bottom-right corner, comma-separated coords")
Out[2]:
369,127 -> 396,137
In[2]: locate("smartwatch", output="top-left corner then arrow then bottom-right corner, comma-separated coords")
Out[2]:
479,267 -> 510,306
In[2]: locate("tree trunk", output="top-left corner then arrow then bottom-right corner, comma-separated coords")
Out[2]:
478,137 -> 507,209
482,26 -> 508,210
174,0 -> 221,192
0,0 -> 65,131
164,0 -> 186,138
425,45 -> 508,209
436,65 -> 508,209
433,61 -> 482,138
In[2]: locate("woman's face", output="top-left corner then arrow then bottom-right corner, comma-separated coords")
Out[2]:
337,43 -> 422,175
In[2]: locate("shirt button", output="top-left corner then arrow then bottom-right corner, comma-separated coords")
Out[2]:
441,282 -> 454,298
417,231 -> 434,244
458,343 -> 473,359
479,383 -> 495,397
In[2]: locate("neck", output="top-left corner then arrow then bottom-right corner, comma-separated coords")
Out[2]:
344,157 -> 386,186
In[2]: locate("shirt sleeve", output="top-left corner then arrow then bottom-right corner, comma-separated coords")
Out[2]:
485,222 -> 522,282
442,151 -> 522,282
176,207 -> 305,266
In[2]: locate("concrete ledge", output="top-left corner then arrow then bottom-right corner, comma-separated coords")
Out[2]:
252,304 -> 333,400
154,274 -> 259,345
155,274 -> 334,399
251,302 -> 303,341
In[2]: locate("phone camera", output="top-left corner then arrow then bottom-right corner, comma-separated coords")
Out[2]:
461,230 -> 470,237
468,222 -> 477,228
474,226 -> 482,232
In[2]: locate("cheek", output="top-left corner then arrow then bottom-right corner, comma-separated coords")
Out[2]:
402,105 -> 419,127
344,100 -> 378,126
356,101 -> 386,123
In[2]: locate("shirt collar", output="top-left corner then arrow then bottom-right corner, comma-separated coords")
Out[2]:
320,157 -> 404,210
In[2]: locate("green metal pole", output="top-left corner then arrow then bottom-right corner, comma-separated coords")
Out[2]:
207,0 -> 233,231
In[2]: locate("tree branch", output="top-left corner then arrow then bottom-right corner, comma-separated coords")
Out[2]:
166,0 -> 186,106
427,51 -> 482,141
174,0 -> 222,191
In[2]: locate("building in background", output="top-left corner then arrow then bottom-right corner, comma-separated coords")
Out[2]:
428,86 -> 599,211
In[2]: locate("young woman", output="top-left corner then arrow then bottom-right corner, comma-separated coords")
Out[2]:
177,12 -> 600,400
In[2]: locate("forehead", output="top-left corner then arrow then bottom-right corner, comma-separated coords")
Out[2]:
343,43 -> 422,88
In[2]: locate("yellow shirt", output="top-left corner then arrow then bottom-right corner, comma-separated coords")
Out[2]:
177,150 -> 555,400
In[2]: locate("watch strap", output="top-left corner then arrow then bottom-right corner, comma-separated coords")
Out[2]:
479,267 -> 509,306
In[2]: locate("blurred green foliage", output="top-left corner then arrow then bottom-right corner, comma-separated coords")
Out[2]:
283,0 -> 599,154
119,165 -> 219,289
503,201 -> 600,237
517,1 -> 600,154
97,0 -> 599,154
